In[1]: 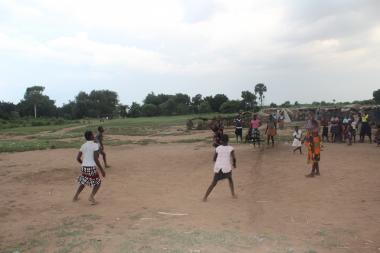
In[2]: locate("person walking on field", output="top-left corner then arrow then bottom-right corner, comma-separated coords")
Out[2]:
292,126 -> 303,154
265,115 -> 277,147
95,126 -> 110,168
203,134 -> 237,202
73,130 -> 106,204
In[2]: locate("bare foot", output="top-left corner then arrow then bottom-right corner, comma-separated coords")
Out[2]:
72,197 -> 80,202
305,173 -> 315,178
105,165 -> 111,168
88,196 -> 98,205
202,197 -> 207,202
232,195 -> 238,199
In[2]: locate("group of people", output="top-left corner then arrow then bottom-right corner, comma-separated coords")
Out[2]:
232,113 -> 278,147
74,112 -> 379,204
320,112 -> 376,145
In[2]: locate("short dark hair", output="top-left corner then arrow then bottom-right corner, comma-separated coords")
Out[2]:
84,130 -> 93,140
221,134 -> 229,144
98,126 -> 104,132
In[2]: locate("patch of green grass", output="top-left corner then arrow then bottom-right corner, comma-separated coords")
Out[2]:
0,139 -> 79,152
0,123 -> 81,136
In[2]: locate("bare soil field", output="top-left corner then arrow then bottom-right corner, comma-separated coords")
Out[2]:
1,135 -> 379,253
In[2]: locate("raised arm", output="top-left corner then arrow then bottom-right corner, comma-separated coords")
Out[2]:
94,151 -> 106,177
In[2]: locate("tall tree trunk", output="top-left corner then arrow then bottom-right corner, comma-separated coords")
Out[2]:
34,104 -> 37,118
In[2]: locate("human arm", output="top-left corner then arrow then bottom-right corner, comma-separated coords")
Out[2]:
213,151 -> 218,162
231,150 -> 237,168
94,151 -> 106,177
76,151 -> 83,164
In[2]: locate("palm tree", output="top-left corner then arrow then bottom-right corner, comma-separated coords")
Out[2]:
254,83 -> 267,107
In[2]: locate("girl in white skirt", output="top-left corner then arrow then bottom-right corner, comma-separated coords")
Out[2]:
73,130 -> 106,204
292,126 -> 303,154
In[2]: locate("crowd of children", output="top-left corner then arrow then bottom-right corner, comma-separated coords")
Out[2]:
72,111 -> 378,204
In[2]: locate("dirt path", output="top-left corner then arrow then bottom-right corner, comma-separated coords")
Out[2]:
0,142 -> 379,253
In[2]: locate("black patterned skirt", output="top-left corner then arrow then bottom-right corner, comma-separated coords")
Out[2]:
78,166 -> 101,187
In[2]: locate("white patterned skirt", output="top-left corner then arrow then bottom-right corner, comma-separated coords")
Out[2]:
78,166 -> 101,187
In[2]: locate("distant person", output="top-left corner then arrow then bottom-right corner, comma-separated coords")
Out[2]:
233,114 -> 243,144
292,126 -> 303,154
320,116 -> 329,142
265,115 -> 277,147
360,112 -> 372,143
250,114 -> 261,147
73,130 -> 106,204
278,111 -> 285,130
203,134 -> 237,202
305,130 -> 321,177
374,124 -> 380,147
95,126 -> 110,168
351,115 -> 358,143
330,116 -> 339,143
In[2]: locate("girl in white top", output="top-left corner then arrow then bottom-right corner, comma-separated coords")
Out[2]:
73,130 -> 106,204
292,126 -> 303,154
203,134 -> 237,202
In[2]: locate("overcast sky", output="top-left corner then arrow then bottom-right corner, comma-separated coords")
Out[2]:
0,0 -> 379,106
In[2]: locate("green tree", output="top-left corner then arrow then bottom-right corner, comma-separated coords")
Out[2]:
128,102 -> 142,117
254,83 -> 267,107
281,101 -> 291,107
191,94 -> 203,113
220,100 -> 241,113
199,101 -> 212,113
206,94 -> 229,112
18,86 -> 57,118
159,98 -> 176,115
88,90 -> 119,117
373,89 -> 380,104
0,101 -> 17,120
141,104 -> 159,117
73,91 -> 90,118
269,102 -> 277,108
241,91 -> 257,110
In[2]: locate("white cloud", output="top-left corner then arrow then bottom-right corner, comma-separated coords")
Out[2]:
0,0 -> 379,105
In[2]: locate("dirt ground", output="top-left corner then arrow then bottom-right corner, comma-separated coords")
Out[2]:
1,135 -> 380,253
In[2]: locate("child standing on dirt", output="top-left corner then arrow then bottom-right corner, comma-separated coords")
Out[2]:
305,130 -> 321,178
233,114 -> 243,144
73,130 -> 106,204
292,126 -> 303,154
95,126 -> 110,168
203,134 -> 237,202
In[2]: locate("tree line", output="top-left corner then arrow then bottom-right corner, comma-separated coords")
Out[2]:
1,84 -> 379,120
0,84 -> 268,120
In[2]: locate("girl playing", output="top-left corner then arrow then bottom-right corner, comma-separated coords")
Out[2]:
292,126 -> 303,154
305,130 -> 321,177
73,130 -> 106,204
250,114 -> 261,147
95,126 -> 110,168
265,115 -> 277,147
203,134 -> 237,202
